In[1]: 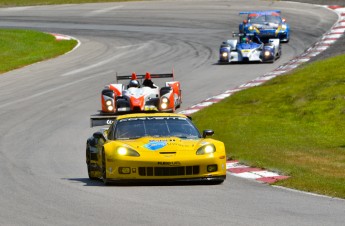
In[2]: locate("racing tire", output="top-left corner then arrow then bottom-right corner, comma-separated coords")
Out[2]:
176,92 -> 182,108
277,44 -> 282,59
86,146 -> 98,180
88,165 -> 98,180
102,150 -> 109,185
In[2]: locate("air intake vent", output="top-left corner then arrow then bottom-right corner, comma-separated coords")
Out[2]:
138,166 -> 199,176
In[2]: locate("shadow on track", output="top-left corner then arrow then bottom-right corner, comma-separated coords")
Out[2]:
66,178 -> 224,187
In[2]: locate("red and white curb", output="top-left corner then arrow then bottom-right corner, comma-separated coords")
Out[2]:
50,33 -> 74,41
226,160 -> 289,184
49,33 -> 81,53
179,5 -> 345,184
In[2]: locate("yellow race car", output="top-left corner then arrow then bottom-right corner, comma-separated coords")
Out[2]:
86,113 -> 227,185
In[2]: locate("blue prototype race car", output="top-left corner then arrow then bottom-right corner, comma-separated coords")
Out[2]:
239,10 -> 290,43
219,33 -> 281,64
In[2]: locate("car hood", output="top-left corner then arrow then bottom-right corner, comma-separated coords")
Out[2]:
112,137 -> 212,152
253,23 -> 279,30
237,42 -> 261,50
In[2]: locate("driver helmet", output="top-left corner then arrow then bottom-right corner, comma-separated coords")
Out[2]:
128,80 -> 140,88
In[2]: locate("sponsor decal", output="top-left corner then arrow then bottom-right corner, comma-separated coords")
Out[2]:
120,117 -> 186,122
144,141 -> 167,151
158,161 -> 181,166
144,106 -> 158,111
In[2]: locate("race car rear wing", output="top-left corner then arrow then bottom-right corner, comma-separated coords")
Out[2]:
90,114 -> 118,127
239,10 -> 281,15
116,73 -> 174,82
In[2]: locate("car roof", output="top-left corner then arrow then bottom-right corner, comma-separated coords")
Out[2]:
116,113 -> 188,120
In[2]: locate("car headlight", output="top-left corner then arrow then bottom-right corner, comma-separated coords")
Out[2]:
105,100 -> 112,106
264,51 -> 271,57
221,52 -> 228,57
248,26 -> 254,31
281,24 -> 287,30
160,97 -> 169,109
116,147 -> 140,157
196,144 -> 216,155
161,97 -> 169,103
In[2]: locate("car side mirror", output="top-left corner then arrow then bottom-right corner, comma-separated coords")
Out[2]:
203,130 -> 214,138
93,131 -> 105,140
89,138 -> 97,146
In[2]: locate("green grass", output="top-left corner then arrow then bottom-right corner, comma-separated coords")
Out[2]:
0,0 -> 140,7
0,29 -> 77,74
193,55 -> 345,199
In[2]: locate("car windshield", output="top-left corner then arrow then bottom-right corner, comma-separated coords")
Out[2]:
114,116 -> 201,140
248,15 -> 281,24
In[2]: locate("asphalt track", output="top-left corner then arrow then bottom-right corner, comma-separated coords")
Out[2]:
0,0 -> 344,225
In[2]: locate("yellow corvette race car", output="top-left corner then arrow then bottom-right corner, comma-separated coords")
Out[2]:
86,113 -> 227,185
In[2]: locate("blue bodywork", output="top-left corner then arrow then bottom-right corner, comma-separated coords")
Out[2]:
239,10 -> 290,43
237,42 -> 261,50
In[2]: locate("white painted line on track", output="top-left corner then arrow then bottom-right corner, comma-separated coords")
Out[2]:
0,70 -> 113,110
273,186 -> 345,201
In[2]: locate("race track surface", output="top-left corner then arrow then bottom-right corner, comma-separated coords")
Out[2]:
0,0 -> 344,225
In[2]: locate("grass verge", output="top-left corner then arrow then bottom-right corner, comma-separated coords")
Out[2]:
193,54 -> 345,199
0,29 -> 77,74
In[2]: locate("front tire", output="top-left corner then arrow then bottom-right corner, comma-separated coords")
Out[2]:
86,146 -> 98,180
102,150 -> 109,185
88,165 -> 98,180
